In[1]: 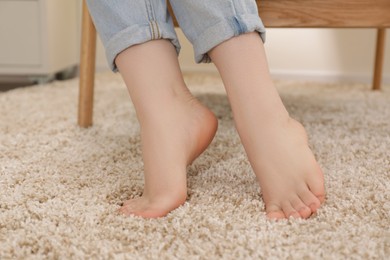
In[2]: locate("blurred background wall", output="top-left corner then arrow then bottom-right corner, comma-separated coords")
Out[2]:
2,2 -> 388,90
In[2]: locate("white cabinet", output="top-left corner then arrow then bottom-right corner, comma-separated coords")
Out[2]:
0,0 -> 79,79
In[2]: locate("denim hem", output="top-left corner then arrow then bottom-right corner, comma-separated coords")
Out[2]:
106,22 -> 181,72
192,14 -> 266,63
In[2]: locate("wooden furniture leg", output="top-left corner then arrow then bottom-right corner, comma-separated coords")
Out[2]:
373,28 -> 386,91
78,0 -> 97,127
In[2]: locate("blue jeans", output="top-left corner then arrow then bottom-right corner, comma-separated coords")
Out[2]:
86,0 -> 266,71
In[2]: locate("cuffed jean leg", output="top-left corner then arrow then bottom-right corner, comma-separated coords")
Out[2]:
86,0 -> 180,71
169,0 -> 266,63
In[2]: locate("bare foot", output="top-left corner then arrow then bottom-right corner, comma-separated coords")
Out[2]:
208,32 -> 325,220
244,117 -> 325,219
114,40 -> 218,218
119,95 -> 218,218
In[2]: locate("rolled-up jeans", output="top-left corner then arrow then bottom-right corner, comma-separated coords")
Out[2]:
86,0 -> 266,71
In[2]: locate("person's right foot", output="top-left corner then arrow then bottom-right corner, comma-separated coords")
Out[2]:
119,95 -> 218,218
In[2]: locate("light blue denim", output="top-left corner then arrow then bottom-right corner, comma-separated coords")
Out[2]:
86,0 -> 266,71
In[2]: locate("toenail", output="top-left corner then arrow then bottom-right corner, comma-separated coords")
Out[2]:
309,203 -> 319,212
317,195 -> 326,203
289,212 -> 301,218
298,207 -> 310,213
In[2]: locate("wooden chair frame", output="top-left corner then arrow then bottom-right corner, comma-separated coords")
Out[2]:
78,0 -> 389,127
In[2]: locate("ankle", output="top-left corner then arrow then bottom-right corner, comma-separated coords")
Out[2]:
143,186 -> 188,205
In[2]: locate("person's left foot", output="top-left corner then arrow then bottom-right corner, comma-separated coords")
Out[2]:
242,117 -> 325,219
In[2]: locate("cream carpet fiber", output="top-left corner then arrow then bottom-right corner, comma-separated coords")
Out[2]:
1,72 -> 389,259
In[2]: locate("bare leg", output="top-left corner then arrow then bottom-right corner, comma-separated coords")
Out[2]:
116,40 -> 218,218
209,33 -> 325,219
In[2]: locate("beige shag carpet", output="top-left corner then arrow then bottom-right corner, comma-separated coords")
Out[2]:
1,72 -> 389,259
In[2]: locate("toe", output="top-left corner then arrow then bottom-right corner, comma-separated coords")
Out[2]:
118,198 -> 143,216
291,196 -> 312,219
299,190 -> 322,213
118,205 -> 133,216
266,203 -> 286,220
307,166 -> 326,203
267,211 -> 286,219
315,193 -> 326,204
282,202 -> 301,219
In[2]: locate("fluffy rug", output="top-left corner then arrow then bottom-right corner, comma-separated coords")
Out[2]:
0,72 -> 389,259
